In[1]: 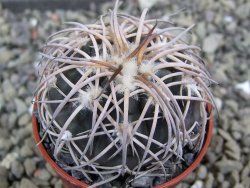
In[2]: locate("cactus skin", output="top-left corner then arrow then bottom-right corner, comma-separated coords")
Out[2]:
34,1 -> 215,186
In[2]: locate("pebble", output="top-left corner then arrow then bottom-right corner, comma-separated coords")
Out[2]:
232,131 -> 242,141
14,98 -> 27,116
0,94 -> 4,111
24,158 -> 36,177
226,21 -> 237,34
235,4 -> 250,20
18,86 -> 28,96
242,177 -> 250,188
0,22 -> 9,36
223,15 -> 234,23
195,22 -> 206,39
34,169 -> 51,181
205,10 -> 214,22
8,112 -> 18,129
242,135 -> 250,147
217,129 -> 232,141
20,178 -> 38,188
175,183 -> 190,188
31,177 -> 50,186
215,159 -> 243,174
183,172 -> 196,183
217,173 -> 224,183
204,173 -> 214,188
11,127 -> 31,144
234,184 -> 244,188
10,21 -> 30,46
6,104 -> 16,115
0,138 -> 12,152
10,161 -> 24,179
203,34 -> 223,53
2,79 -> 16,101
225,100 -> 239,113
221,0 -> 235,10
174,14 -> 194,27
10,73 -> 20,85
242,117 -> 250,135
10,181 -> 20,188
50,177 -> 58,185
235,81 -> 250,95
214,97 -> 223,111
217,128 -> 241,160
54,180 -> 63,188
24,137 -> 35,150
205,150 -> 218,164
196,165 -> 207,180
0,47 -> 14,64
222,181 -> 230,188
138,0 -> 158,10
241,160 -> 250,180
225,140 -> 241,160
15,49 -> 32,65
212,68 -> 228,84
20,145 -> 34,158
18,113 -> 31,127
211,135 -> 224,154
7,50 -> 33,68
0,152 -> 18,169
242,147 -> 250,154
191,180 -> 203,188
45,163 -> 57,177
230,120 -> 244,133
229,170 -> 239,185
0,166 -> 9,188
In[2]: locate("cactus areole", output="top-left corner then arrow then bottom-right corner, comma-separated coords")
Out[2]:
33,1 -> 215,187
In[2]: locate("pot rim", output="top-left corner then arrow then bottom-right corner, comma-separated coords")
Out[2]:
32,104 -> 213,188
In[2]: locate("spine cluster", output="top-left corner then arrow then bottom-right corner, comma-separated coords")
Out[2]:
34,1 -> 215,186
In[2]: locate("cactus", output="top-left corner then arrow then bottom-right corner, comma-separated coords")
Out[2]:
34,1 -> 216,187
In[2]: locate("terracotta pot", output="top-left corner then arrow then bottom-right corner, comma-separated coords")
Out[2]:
32,104 -> 213,188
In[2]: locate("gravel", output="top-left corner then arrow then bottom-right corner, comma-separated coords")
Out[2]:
0,166 -> 9,188
0,0 -> 249,187
215,159 -> 243,174
203,34 -> 224,53
18,113 -> 31,127
0,48 -> 14,65
0,138 -> 12,152
2,79 -> 16,101
1,152 -> 18,169
34,169 -> 51,181
14,98 -> 27,117
191,180 -> 203,188
10,160 -> 24,179
20,145 -> 34,158
10,21 -> 31,47
204,172 -> 214,188
196,165 -> 207,180
24,158 -> 36,177
20,178 -> 38,188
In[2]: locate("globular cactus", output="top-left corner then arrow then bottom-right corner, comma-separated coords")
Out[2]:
34,1 -> 215,187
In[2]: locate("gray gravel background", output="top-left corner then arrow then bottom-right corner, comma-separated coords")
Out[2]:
0,0 -> 250,187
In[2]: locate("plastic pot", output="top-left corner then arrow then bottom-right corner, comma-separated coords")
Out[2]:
32,104 -> 213,188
